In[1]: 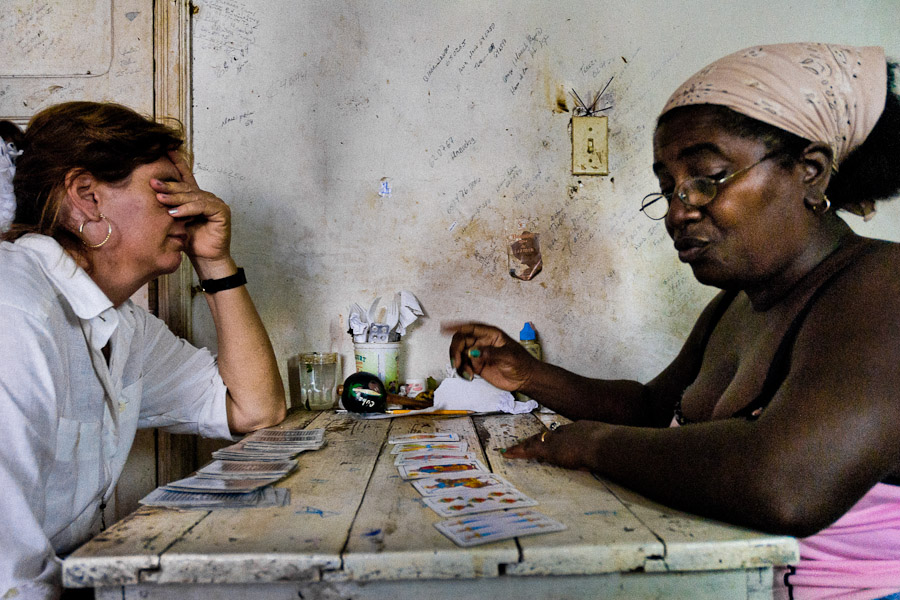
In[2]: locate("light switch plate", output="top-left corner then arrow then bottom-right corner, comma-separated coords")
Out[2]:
572,116 -> 608,175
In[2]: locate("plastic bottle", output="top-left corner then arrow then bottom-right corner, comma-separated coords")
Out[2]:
519,322 -> 542,361
516,322 -> 550,411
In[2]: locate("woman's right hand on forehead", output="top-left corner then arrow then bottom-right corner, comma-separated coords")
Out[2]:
152,151 -> 233,265
440,321 -> 537,392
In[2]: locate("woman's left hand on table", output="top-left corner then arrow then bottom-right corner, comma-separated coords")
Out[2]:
503,420 -> 603,471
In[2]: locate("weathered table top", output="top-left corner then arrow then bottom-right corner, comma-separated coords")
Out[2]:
63,410 -> 798,599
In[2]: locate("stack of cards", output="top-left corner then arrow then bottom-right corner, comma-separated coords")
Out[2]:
196,459 -> 298,479
140,486 -> 290,510
140,426 -> 324,510
163,474 -> 284,494
388,432 -> 566,546
213,427 -> 325,461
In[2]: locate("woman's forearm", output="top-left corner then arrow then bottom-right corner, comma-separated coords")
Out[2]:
520,360 -> 653,425
198,259 -> 286,433
566,418 -> 858,537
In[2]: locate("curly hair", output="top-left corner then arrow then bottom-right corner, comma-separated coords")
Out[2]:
0,102 -> 184,248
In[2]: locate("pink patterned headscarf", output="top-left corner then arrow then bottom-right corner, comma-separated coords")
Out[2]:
662,43 -> 887,217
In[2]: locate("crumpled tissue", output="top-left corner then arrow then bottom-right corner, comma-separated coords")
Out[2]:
395,290 -> 424,336
433,377 -> 538,414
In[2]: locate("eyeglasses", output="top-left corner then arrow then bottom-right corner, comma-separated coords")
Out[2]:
640,153 -> 776,220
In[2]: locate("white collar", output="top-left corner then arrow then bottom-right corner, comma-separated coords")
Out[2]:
15,234 -> 115,322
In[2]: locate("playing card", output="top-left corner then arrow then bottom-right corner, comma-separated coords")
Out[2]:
196,459 -> 297,478
412,472 -> 512,496
389,432 -> 460,444
390,441 -> 467,455
162,475 -> 280,493
394,451 -> 475,465
242,428 -> 325,452
398,459 -> 489,480
423,486 -> 538,517
246,428 -> 325,443
212,440 -> 300,461
140,487 -> 291,509
434,509 -> 566,547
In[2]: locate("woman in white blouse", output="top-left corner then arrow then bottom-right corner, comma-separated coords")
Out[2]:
0,102 -> 286,599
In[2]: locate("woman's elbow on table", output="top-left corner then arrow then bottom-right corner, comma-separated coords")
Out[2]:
739,464 -> 860,538
752,494 -> 844,539
226,388 -> 287,433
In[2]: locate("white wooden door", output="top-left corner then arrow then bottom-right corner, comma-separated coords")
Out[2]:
0,0 -> 191,523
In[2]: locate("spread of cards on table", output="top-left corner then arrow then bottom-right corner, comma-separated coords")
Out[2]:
389,431 -> 566,546
140,427 -> 325,510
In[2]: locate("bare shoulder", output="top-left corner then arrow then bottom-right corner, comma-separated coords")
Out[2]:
798,238 -> 900,371
755,239 -> 900,521
825,239 -> 900,313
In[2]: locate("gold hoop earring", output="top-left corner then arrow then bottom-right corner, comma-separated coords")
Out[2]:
806,195 -> 832,215
79,213 -> 112,248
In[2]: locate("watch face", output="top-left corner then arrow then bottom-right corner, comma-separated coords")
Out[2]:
341,372 -> 387,413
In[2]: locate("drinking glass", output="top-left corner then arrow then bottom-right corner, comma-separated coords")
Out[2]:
299,352 -> 338,410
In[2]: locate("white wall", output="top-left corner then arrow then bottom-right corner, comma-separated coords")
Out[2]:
189,0 -> 900,406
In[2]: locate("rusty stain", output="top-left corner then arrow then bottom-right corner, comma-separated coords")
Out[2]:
554,84 -> 569,113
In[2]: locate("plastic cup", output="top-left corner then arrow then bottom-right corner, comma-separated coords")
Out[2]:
353,342 -> 400,393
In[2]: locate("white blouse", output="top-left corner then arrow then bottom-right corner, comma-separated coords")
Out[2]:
0,234 -> 233,599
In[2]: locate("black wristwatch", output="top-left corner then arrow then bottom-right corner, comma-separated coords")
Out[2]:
199,268 -> 246,293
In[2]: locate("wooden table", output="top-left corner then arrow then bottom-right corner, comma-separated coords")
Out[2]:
63,410 -> 798,599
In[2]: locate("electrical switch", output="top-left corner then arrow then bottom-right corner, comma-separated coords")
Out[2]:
572,116 -> 608,176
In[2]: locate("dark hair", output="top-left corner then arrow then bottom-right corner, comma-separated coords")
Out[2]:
1,101 -> 184,247
829,63 -> 900,208
657,62 -> 900,212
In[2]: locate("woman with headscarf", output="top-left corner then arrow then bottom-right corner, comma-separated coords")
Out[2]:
0,102 -> 286,599
445,43 -> 900,599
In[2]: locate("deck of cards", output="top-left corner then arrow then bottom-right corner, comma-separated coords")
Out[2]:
139,486 -> 290,510
140,426 -> 325,510
212,427 -> 325,461
388,431 -> 565,546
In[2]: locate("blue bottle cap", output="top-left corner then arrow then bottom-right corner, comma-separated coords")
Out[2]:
519,321 -> 537,341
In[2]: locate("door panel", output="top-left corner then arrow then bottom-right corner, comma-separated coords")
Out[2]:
0,0 -> 166,523
0,0 -> 154,123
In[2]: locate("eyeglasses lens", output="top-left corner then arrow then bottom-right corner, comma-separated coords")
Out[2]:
642,177 -> 719,221
641,194 -> 668,220
682,178 -> 717,207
